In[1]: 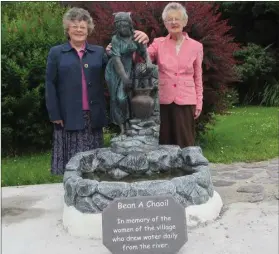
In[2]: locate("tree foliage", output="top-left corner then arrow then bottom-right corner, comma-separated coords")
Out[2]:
216,2 -> 279,105
1,2 -> 67,155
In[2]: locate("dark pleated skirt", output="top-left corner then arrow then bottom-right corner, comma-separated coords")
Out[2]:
159,103 -> 195,148
50,111 -> 104,175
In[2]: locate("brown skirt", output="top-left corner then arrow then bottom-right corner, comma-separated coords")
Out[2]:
159,103 -> 195,148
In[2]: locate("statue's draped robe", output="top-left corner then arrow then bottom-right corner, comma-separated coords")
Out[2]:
105,35 -> 145,126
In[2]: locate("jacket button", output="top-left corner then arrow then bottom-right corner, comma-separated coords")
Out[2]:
173,84 -> 176,87
88,82 -> 92,87
90,100 -> 93,104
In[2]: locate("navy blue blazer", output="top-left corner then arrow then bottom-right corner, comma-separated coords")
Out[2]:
45,42 -> 108,130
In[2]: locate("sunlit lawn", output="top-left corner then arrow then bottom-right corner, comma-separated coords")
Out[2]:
201,106 -> 278,163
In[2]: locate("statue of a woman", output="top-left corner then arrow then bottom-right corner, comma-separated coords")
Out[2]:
105,12 -> 149,135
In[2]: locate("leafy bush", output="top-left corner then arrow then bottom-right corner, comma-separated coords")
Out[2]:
220,87 -> 240,110
234,43 -> 278,105
1,2 -> 67,155
216,2 -> 279,106
66,1 -> 240,136
261,80 -> 279,107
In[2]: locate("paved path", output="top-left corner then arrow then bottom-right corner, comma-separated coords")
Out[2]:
210,157 -> 278,205
1,157 -> 278,254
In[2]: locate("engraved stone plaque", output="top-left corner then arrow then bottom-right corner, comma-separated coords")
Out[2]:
102,195 -> 187,254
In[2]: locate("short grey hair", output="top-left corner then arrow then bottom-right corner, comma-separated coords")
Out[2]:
162,2 -> 188,21
63,7 -> 95,36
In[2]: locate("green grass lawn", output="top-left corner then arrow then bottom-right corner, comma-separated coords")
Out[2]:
201,106 -> 278,163
1,106 -> 278,187
1,152 -> 62,187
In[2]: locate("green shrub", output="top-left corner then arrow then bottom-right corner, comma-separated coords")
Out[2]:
221,87 -> 240,109
1,2 -> 68,155
261,80 -> 279,107
234,43 -> 278,105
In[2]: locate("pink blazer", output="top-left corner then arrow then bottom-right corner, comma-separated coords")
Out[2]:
147,32 -> 203,110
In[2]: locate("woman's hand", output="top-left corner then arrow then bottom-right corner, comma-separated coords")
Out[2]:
52,120 -> 64,127
194,108 -> 202,119
106,43 -> 112,54
134,30 -> 149,44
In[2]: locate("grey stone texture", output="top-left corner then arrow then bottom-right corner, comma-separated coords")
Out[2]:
63,145 -> 215,213
75,196 -> 100,213
220,171 -> 254,180
118,152 -> 149,174
237,185 -> 264,194
213,180 -> 236,187
92,193 -> 111,210
97,182 -> 131,199
126,119 -> 160,138
130,180 -> 176,197
76,179 -> 98,197
248,194 -> 265,203
210,157 -> 278,204
266,169 -> 279,178
64,177 -> 80,206
110,119 -> 160,156
181,146 -> 209,166
108,168 -> 129,180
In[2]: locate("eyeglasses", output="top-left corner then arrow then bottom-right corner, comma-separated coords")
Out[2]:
164,18 -> 184,24
69,25 -> 87,31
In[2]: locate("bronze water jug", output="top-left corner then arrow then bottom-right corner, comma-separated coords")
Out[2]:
131,88 -> 155,119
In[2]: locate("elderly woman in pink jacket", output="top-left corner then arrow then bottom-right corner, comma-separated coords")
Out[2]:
107,2 -> 203,148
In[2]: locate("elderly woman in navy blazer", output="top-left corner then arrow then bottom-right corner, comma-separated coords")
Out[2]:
45,7 -> 108,175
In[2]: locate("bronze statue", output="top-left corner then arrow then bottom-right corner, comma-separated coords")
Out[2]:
105,12 -> 158,135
